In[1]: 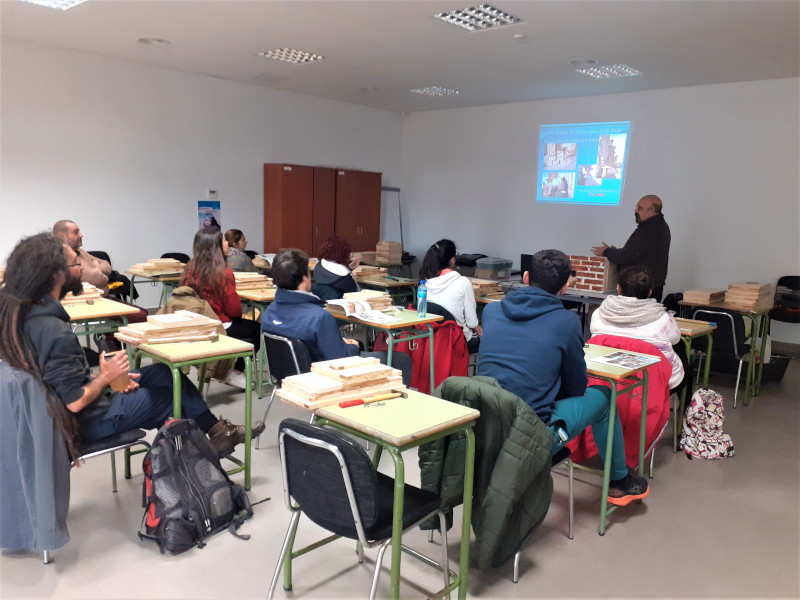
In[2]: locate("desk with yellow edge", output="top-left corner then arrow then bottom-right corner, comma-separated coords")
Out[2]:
583,343 -> 659,535
64,297 -> 140,359
283,390 -> 479,600
328,308 -> 443,392
126,269 -> 182,307
237,287 -> 277,398
130,336 -> 255,489
355,275 -> 418,305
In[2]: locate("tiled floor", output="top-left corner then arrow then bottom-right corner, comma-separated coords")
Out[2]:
2,361 -> 798,599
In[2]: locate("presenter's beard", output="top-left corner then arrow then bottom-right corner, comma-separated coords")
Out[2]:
635,214 -> 641,224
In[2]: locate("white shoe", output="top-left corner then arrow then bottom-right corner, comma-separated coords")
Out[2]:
226,371 -> 249,390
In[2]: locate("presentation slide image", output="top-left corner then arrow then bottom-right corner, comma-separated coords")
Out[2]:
541,172 -> 575,199
577,164 -> 602,186
543,143 -> 577,171
596,133 -> 627,178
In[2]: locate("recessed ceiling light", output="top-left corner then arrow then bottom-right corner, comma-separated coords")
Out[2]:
576,64 -> 641,79
435,4 -> 521,31
18,0 -> 88,10
138,38 -> 171,46
257,48 -> 324,64
412,86 -> 460,97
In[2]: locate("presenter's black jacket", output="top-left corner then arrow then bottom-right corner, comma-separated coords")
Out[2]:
603,212 -> 670,287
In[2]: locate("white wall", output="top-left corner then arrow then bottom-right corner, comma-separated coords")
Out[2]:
1,38 -> 403,306
401,78 -> 800,342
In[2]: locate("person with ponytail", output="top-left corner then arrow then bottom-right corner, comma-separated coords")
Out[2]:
0,233 -> 252,457
224,228 -> 256,272
181,228 -> 262,389
419,239 -> 481,352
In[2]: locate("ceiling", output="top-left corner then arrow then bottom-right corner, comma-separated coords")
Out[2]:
2,0 -> 798,113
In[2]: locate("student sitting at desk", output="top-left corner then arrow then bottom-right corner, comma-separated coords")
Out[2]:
478,249 -> 649,506
590,265 -> 685,390
419,239 -> 481,352
261,248 -> 411,386
181,228 -> 261,389
0,233 -> 255,457
312,235 -> 360,299
224,229 -> 257,272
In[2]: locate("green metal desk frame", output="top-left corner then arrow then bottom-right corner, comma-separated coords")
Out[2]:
132,348 -> 254,490
357,277 -> 418,306
574,368 -> 649,536
129,274 -> 180,307
239,297 -> 273,399
277,416 -> 477,600
71,314 -> 133,361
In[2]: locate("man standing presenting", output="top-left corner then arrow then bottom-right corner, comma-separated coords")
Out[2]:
478,249 -> 648,506
591,194 -> 670,302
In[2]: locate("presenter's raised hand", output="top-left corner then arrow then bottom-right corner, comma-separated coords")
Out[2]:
591,242 -> 610,257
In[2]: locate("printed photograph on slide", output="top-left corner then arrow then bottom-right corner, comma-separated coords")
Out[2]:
577,164 -> 602,186
596,134 -> 627,179
543,143 -> 577,171
541,172 -> 575,199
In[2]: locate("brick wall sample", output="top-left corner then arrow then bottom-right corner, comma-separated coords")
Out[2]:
567,255 -> 618,292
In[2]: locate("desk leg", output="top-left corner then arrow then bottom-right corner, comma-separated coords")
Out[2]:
458,428 -> 476,600
703,334 -> 713,389
387,332 -> 394,367
427,324 -> 435,393
245,355 -> 252,490
387,447 -> 405,599
743,315 -> 757,406
755,314 -> 769,396
638,371 -> 648,478
598,379 -> 617,536
172,366 -> 182,418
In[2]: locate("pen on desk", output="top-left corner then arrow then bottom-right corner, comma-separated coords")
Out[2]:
339,392 -> 402,408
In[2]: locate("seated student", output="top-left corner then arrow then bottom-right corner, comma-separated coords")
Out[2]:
419,239 -> 481,352
478,249 -> 649,506
224,229 -> 257,272
0,233 -> 258,457
590,265 -> 685,390
181,228 -> 261,389
313,235 -> 359,299
261,248 -> 412,386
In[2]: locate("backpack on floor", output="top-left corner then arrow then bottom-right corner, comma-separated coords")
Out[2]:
138,419 -> 253,554
680,388 -> 735,459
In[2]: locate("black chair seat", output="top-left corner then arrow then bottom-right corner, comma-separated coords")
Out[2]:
78,429 -> 146,456
160,252 -> 190,264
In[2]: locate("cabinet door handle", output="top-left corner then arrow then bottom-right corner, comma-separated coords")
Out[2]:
315,226 -> 318,235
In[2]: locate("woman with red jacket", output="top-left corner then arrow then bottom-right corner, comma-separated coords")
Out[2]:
181,228 -> 261,389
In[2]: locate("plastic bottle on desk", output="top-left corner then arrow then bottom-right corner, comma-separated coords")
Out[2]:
417,280 -> 427,318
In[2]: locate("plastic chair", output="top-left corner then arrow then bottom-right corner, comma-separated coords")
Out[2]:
692,308 -> 750,408
255,333 -> 313,448
770,276 -> 800,323
244,249 -> 258,260
160,252 -> 190,264
74,429 -> 151,492
87,250 -> 111,264
268,418 -> 451,600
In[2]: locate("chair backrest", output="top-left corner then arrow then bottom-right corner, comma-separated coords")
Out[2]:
426,301 -> 457,324
311,282 -> 343,301
244,249 -> 258,259
776,275 -> 800,291
263,332 -> 313,384
87,250 -> 111,264
161,252 -> 190,263
692,308 -> 747,358
278,418 -> 380,540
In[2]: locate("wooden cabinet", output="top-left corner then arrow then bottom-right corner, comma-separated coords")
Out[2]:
264,164 -> 381,255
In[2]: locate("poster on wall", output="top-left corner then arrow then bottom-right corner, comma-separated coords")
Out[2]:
537,121 -> 631,206
198,201 -> 221,230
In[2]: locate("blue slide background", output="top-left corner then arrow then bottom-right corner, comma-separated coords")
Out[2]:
537,121 -> 631,205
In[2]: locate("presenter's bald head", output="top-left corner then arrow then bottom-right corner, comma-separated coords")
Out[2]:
635,195 -> 662,224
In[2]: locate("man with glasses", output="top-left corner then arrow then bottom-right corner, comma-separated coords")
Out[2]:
591,195 -> 671,302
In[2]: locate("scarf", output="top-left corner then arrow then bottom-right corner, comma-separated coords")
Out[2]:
228,247 -> 247,256
597,295 -> 665,327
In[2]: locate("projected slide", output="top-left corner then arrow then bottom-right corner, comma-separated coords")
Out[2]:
537,121 -> 631,206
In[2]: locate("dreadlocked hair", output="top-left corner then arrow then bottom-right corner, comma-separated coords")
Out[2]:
0,232 -> 82,462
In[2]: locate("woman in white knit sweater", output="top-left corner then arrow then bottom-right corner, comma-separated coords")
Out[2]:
419,239 -> 481,352
590,266 -> 685,390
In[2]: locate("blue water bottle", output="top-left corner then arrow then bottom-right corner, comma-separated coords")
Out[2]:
417,280 -> 427,318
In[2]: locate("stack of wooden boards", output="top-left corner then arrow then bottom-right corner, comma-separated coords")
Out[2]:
343,290 -> 392,309
724,281 -> 773,311
376,241 -> 402,263
352,264 -> 387,277
61,282 -> 104,304
128,258 -> 185,275
233,272 -> 273,290
115,311 -> 221,344
276,356 -> 405,409
470,277 -> 504,298
683,289 -> 726,305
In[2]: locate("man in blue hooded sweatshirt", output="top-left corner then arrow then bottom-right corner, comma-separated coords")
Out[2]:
478,249 -> 648,506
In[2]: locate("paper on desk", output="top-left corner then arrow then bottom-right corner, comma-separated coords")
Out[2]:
587,351 -> 660,369
352,310 -> 401,324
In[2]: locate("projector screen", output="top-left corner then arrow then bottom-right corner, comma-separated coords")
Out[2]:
537,121 -> 631,206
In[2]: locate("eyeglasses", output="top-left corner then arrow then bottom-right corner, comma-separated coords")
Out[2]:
68,261 -> 82,268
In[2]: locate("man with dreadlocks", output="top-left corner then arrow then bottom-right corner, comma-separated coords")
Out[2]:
0,233 -> 255,457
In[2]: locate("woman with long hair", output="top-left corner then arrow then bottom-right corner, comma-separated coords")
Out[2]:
313,235 -> 359,298
224,229 -> 256,272
181,229 -> 261,389
419,239 -> 481,351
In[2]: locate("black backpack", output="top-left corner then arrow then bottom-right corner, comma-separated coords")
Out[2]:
138,419 -> 253,554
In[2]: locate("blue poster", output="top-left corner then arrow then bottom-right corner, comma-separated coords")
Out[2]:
198,200 -> 221,230
537,121 -> 631,206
